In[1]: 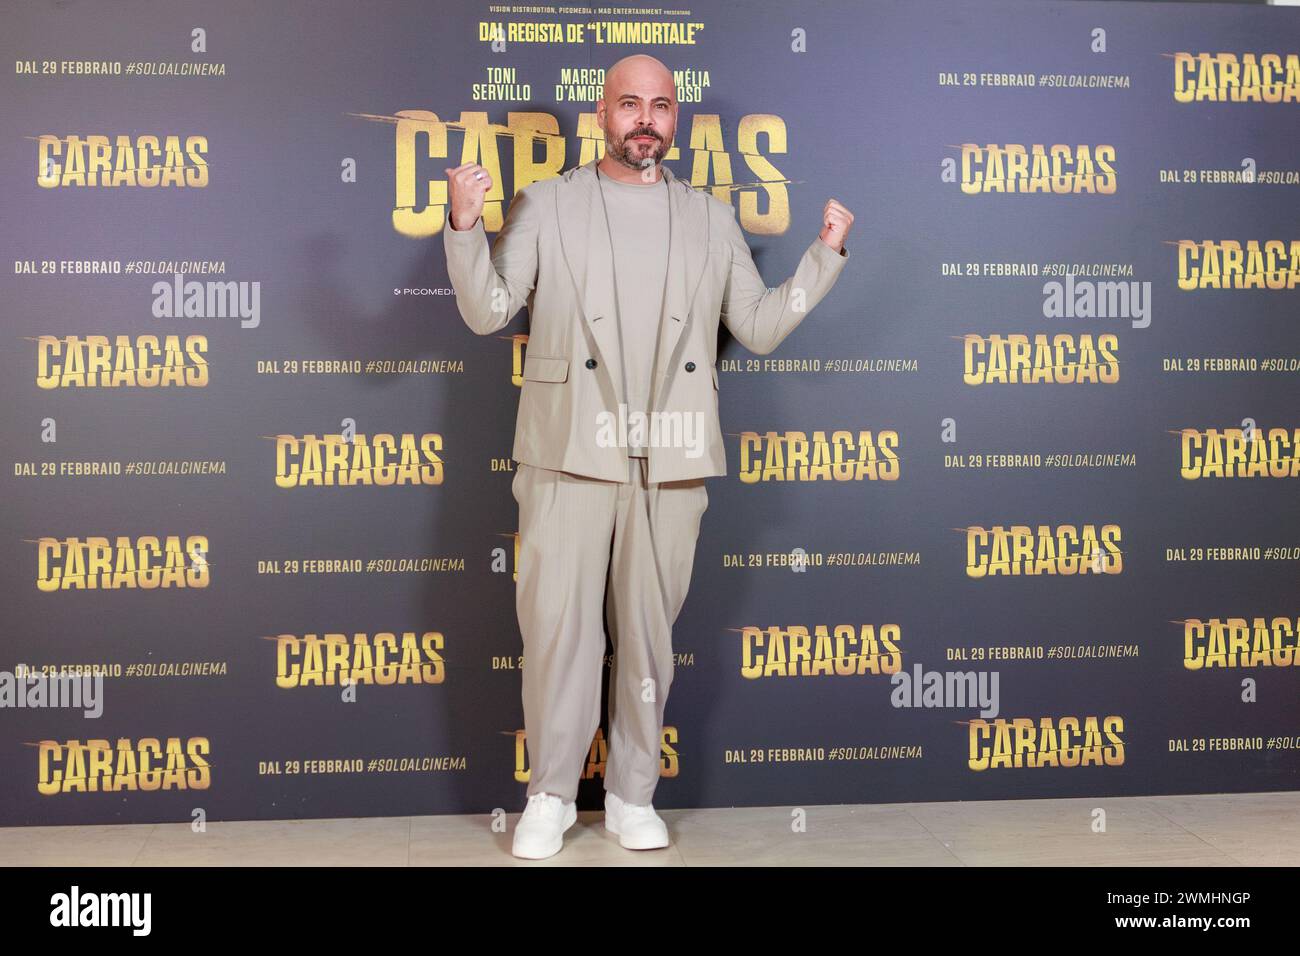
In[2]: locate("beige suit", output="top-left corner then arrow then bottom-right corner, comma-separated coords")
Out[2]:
442,157 -> 849,805
443,157 -> 850,484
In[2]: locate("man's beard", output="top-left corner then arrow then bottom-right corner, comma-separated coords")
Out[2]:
605,128 -> 669,171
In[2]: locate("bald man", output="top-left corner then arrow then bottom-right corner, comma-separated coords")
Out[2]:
444,54 -> 854,859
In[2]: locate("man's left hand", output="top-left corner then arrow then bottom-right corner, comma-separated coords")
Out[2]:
818,198 -> 854,254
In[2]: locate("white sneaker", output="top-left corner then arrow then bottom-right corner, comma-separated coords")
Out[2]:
604,790 -> 669,850
511,792 -> 577,860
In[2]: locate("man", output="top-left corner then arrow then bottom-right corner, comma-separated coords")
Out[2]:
443,53 -> 853,859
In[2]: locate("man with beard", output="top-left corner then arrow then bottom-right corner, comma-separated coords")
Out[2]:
443,53 -> 853,859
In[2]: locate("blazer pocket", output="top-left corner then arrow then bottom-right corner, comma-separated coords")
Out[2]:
707,239 -> 730,257
522,353 -> 569,383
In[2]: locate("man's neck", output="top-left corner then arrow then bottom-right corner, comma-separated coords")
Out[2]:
597,156 -> 662,185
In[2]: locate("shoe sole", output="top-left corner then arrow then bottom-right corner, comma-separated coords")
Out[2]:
511,803 -> 577,859
604,817 -> 670,850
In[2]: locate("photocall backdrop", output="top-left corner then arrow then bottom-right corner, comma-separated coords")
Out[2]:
3,0 -> 1298,827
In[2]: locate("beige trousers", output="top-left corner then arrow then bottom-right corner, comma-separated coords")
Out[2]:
512,456 -> 708,805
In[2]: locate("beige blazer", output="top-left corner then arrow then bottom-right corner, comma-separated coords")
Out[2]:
442,157 -> 850,483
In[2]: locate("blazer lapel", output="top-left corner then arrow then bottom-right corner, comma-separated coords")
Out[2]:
653,161 -> 707,412
555,156 -> 710,414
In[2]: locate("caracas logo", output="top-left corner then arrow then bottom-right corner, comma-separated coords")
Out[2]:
275,631 -> 445,687
36,134 -> 209,187
949,144 -> 1116,194
1182,617 -> 1300,668
739,624 -> 902,678
513,727 -> 678,784
1172,52 -> 1300,103
36,535 -> 210,590
275,432 -> 444,487
1179,427 -> 1300,479
965,524 -> 1121,576
37,737 -> 211,794
36,334 -> 209,388
1176,240 -> 1300,290
968,716 -> 1124,770
507,334 -> 529,387
390,112 -> 804,238
738,430 -> 899,482
963,333 -> 1119,384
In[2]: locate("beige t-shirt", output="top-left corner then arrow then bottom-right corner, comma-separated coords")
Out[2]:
596,170 -> 669,458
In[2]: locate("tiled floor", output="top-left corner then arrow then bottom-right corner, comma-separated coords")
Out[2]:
3,791 -> 1297,866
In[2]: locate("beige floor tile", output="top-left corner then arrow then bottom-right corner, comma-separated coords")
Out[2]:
907,794 -> 1188,840
410,810 -> 685,866
0,823 -> 156,866
1,792 -> 1294,866
666,803 -> 962,866
938,832 -> 1238,866
1136,791 -> 1300,866
906,794 -> 1256,866
132,816 -> 411,866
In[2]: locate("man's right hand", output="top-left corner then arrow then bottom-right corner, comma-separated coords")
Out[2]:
444,163 -> 493,231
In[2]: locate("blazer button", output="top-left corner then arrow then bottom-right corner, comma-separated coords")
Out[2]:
684,361 -> 696,372
585,358 -> 597,369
